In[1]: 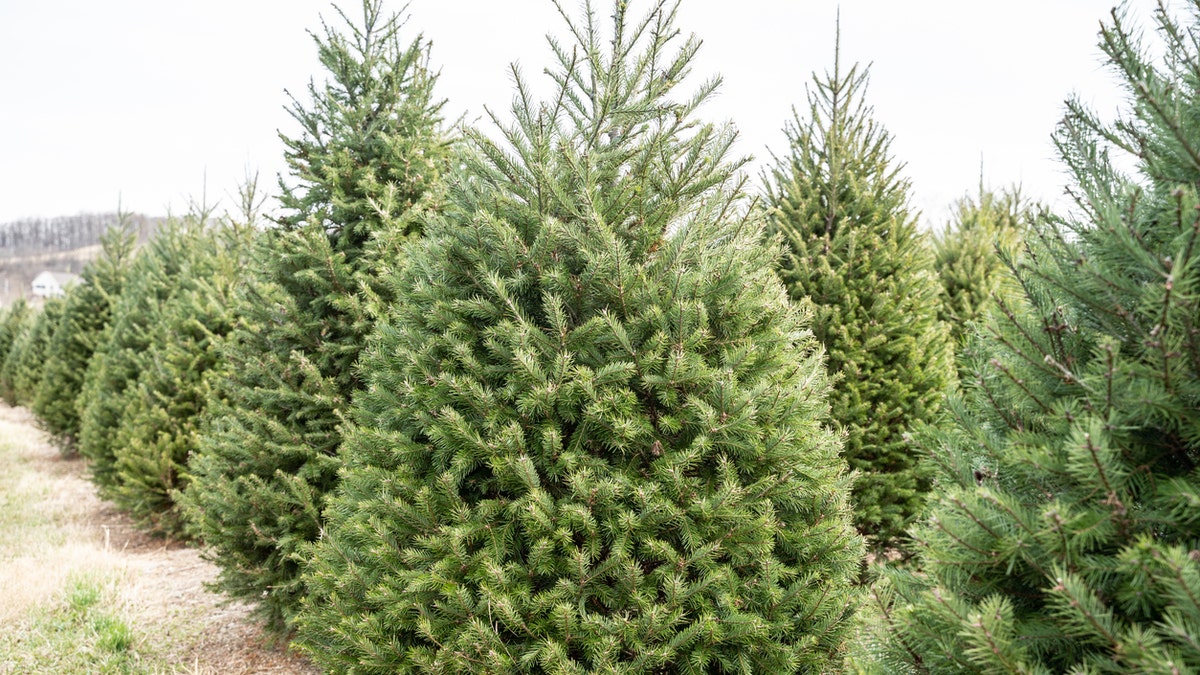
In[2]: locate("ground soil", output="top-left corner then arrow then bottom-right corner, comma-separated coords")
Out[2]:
0,403 -> 320,674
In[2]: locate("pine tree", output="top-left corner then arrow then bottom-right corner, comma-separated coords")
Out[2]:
296,2 -> 863,672
880,5 -> 1200,672
0,299 -> 32,404
933,185 -> 1035,347
0,313 -> 29,406
106,212 -> 253,535
3,297 -> 66,407
78,209 -> 215,493
763,41 -> 954,550
180,0 -> 450,632
33,216 -> 137,452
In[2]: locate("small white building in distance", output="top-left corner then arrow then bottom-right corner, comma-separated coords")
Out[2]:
31,271 -> 82,298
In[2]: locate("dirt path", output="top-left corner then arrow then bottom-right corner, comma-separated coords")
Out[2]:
0,404 -> 320,674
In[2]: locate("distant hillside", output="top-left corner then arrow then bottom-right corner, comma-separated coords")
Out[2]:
0,213 -> 161,307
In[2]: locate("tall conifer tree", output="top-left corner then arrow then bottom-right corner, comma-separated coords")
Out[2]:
78,209 -> 214,493
33,216 -> 137,451
763,41 -> 954,549
107,214 -> 253,535
3,297 -> 65,407
933,186 -> 1035,347
181,0 -> 450,632
297,2 -> 863,672
880,5 -> 1200,672
0,299 -> 31,404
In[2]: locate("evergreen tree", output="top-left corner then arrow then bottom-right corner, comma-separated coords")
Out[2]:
0,299 -> 31,404
0,310 -> 33,406
296,2 -> 863,672
180,0 -> 450,632
78,209 -> 215,493
881,5 -> 1200,672
3,297 -> 66,407
107,213 -> 253,535
33,216 -> 137,452
763,42 -> 954,549
933,185 -> 1035,347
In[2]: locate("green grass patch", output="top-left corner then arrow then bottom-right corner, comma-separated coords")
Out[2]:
0,573 -> 150,675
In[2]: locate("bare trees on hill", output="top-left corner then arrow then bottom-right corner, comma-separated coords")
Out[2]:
0,212 -> 161,307
0,213 -> 159,257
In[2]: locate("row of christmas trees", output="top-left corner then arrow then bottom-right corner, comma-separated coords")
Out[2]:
2,0 -> 1197,671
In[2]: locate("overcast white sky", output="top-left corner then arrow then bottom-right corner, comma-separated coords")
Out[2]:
0,1 -> 1151,228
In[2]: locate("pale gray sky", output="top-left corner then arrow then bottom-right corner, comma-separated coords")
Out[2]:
0,1 -> 1145,228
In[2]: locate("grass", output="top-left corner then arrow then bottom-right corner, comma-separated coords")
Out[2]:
0,413 -> 176,674
0,404 -> 323,674
0,431 -> 56,552
0,409 -> 101,628
0,419 -> 142,673
0,573 -> 148,674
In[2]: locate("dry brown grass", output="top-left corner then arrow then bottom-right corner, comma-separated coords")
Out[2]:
0,403 -> 319,674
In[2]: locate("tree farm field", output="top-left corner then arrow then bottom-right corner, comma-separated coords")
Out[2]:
0,403 -> 317,675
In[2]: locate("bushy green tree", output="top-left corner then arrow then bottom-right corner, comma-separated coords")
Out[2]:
106,214 -> 253,535
934,185 -> 1036,347
2,297 -> 66,407
296,2 -> 863,672
763,45 -> 954,549
0,299 -> 32,404
181,0 -> 450,632
78,210 -> 215,493
880,5 -> 1200,672
0,315 -> 29,406
33,217 -> 137,451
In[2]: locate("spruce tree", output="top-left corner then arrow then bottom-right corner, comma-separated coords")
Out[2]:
296,2 -> 863,672
763,43 -> 954,550
33,216 -> 137,452
180,0 -> 450,632
880,5 -> 1200,672
3,297 -> 66,407
106,214 -> 253,535
0,313 -> 29,406
0,299 -> 31,404
933,185 -> 1035,347
78,209 -> 215,493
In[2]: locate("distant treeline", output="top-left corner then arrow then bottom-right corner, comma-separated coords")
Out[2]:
0,213 -> 161,258
0,212 -> 162,307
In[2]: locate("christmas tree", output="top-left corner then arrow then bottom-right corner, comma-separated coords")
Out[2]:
763,41 -> 954,550
78,208 -> 215,493
33,216 -> 137,452
0,299 -> 32,404
296,2 -> 863,672
180,0 -> 450,632
881,5 -> 1200,672
106,212 -> 253,535
933,185 -> 1035,348
2,297 -> 66,407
